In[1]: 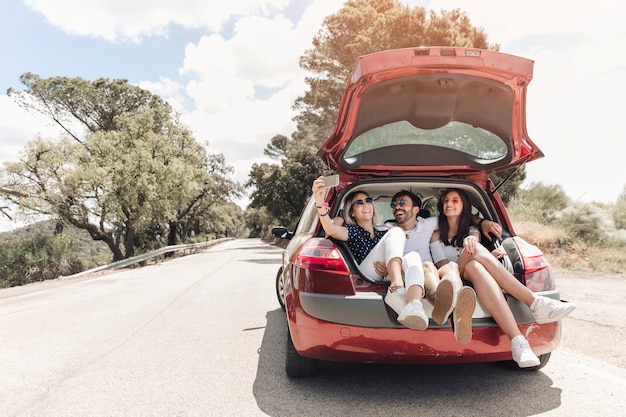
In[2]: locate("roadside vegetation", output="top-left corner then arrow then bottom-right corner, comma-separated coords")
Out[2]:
3,181 -> 623,289
1,1 -> 623,288
507,183 -> 626,274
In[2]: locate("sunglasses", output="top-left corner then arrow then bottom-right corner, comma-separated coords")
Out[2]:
390,200 -> 410,209
352,197 -> 373,206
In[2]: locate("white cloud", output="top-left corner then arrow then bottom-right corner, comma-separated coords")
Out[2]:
138,78 -> 187,114
429,0 -> 626,202
173,1 -> 345,186
24,0 -> 292,41
6,0 -> 625,211
0,96 -> 61,162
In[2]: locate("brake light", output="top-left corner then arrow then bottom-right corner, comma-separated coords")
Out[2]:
294,238 -> 349,275
513,237 -> 555,291
515,238 -> 547,273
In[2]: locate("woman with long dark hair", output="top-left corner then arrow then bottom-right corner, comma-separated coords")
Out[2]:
430,188 -> 576,368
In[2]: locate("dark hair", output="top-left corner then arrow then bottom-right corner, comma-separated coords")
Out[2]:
342,190 -> 376,226
391,190 -> 422,207
437,188 -> 472,247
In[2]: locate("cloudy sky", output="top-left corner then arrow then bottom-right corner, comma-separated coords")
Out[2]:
1,0 -> 625,231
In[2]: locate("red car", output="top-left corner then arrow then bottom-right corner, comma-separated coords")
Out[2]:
273,47 -> 564,377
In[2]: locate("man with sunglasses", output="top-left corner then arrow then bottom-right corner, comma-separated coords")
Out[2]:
375,190 -> 502,342
313,178 -> 432,330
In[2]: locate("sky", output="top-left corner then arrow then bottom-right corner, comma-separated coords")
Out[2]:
1,0 -> 625,231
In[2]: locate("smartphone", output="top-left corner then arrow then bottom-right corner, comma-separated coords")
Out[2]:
322,174 -> 339,188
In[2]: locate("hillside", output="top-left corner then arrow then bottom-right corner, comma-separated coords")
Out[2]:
0,220 -> 111,263
1,198 -> 624,277
510,204 -> 626,275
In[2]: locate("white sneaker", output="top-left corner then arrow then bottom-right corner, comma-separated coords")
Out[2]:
531,296 -> 576,324
511,335 -> 540,368
384,287 -> 407,315
398,299 -> 429,330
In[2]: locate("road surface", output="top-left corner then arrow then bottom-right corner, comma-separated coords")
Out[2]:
0,239 -> 624,416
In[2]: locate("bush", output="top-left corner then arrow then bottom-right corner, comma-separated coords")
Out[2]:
507,182 -> 570,224
552,205 -> 605,246
0,234 -> 83,288
612,187 -> 626,230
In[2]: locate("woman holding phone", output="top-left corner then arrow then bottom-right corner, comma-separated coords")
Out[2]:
312,177 -> 428,330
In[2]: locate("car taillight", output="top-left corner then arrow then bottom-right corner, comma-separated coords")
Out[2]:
294,238 -> 350,275
512,237 -> 555,291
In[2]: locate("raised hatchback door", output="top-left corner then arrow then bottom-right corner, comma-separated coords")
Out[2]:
319,47 -> 544,177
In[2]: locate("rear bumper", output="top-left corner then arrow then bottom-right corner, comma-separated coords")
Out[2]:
288,290 -> 562,364
298,289 -> 563,327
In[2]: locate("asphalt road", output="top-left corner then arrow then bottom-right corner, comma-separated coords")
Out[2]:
0,238 -> 624,416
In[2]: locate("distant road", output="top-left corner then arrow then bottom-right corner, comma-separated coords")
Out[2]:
0,239 -> 624,417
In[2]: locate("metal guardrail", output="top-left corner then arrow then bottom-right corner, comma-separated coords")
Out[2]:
63,237 -> 233,279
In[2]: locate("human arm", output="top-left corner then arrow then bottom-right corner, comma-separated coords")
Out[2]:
461,227 -> 482,255
323,216 -> 344,238
312,177 -> 349,241
471,215 -> 502,241
429,231 -> 449,269
374,261 -> 387,276
491,246 -> 506,259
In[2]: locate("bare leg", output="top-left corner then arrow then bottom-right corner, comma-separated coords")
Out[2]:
462,260 -> 521,340
421,262 -> 439,304
458,244 -> 535,307
386,257 -> 404,289
406,283 -> 424,302
431,262 -> 464,326
437,262 -> 463,286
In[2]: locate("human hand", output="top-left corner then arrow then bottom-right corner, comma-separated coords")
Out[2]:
374,261 -> 388,277
312,177 -> 327,206
491,247 -> 506,259
463,235 -> 478,255
482,220 -> 502,241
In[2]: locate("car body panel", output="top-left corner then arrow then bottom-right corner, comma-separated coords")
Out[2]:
288,302 -> 561,364
319,47 -> 543,177
275,48 -> 564,373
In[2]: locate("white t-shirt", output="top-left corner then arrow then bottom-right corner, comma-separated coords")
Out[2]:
379,216 -> 439,262
429,226 -> 480,264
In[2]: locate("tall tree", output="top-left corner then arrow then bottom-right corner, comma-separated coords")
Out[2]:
294,0 -> 497,144
4,75 -> 241,260
7,73 -> 169,145
246,146 -> 328,232
247,0 -> 501,232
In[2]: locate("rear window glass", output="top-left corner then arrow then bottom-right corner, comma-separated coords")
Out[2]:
295,197 -> 319,235
344,120 -> 508,164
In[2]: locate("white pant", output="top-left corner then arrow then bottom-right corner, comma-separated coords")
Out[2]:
358,227 -> 424,290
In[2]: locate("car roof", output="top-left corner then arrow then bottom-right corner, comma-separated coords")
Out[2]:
319,47 -> 544,177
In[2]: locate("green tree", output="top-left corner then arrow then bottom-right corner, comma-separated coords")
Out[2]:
294,0 -> 497,144
243,206 -> 275,238
490,166 -> 527,204
247,0 -> 499,233
507,182 -> 570,224
246,146 -> 328,231
7,73 -> 170,146
4,75 -> 242,260
612,185 -> 626,230
263,134 -> 289,160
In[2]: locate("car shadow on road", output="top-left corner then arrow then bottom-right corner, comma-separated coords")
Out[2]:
253,308 -> 562,417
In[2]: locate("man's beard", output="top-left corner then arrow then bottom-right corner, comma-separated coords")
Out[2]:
395,212 -> 410,225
